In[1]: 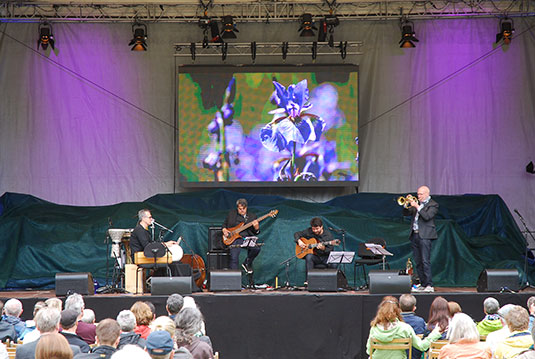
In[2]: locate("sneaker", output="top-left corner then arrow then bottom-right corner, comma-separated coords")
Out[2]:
241,263 -> 253,274
423,285 -> 435,293
411,285 -> 423,292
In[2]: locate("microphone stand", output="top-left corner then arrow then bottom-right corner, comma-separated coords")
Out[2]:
329,226 -> 347,274
278,254 -> 300,290
515,209 -> 535,290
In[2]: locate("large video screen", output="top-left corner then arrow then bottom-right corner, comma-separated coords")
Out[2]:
177,65 -> 358,187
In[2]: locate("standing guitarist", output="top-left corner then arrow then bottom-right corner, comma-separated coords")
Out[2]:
294,217 -> 336,273
222,198 -> 260,274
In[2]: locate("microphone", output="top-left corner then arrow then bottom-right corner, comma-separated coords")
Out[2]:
514,209 -> 524,220
108,217 -> 113,227
329,227 -> 345,233
152,220 -> 174,233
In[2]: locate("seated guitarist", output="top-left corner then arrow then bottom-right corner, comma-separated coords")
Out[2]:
222,198 -> 260,274
294,217 -> 336,272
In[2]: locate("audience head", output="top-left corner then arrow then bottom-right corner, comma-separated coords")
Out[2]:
35,332 -> 73,359
60,309 -> 79,331
447,313 -> 480,343
149,316 -> 176,339
130,301 -> 153,326
505,305 -> 530,332
111,344 -> 151,359
370,296 -> 403,329
483,297 -> 500,315
166,294 -> 184,316
64,293 -> 84,317
448,301 -> 462,316
427,296 -> 450,331
82,309 -> 95,324
527,297 -> 535,314
96,318 -> 121,347
146,330 -> 175,359
144,301 -> 157,320
45,297 -> 63,312
4,299 -> 23,317
35,307 -> 61,334
175,307 -> 205,345
32,301 -> 47,319
399,294 -> 417,312
116,310 -> 137,332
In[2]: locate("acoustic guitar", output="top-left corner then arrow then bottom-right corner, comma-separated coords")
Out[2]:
222,209 -> 278,245
295,237 -> 341,259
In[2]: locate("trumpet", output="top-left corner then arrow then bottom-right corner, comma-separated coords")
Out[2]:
397,194 -> 418,208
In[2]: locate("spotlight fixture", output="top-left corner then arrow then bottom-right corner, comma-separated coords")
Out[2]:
318,14 -> 339,46
527,161 -> 535,174
221,15 -> 238,39
496,17 -> 514,45
298,13 -> 317,37
198,15 -> 221,45
399,20 -> 419,48
129,23 -> 148,51
281,41 -> 289,60
37,22 -> 55,51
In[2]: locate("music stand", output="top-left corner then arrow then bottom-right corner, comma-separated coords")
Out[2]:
327,251 -> 355,266
365,243 -> 393,270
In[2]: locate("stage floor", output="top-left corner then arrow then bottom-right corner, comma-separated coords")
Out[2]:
2,286 -> 535,359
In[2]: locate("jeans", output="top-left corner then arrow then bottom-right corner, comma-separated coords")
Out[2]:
229,237 -> 261,269
410,231 -> 433,287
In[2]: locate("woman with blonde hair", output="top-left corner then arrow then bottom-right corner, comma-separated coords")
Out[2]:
35,333 -> 73,359
367,296 -> 443,359
438,313 -> 491,359
130,301 -> 153,339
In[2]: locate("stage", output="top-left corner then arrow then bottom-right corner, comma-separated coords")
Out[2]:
2,286 -> 535,359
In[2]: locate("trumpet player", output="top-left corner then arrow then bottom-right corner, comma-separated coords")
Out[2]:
402,186 -> 439,293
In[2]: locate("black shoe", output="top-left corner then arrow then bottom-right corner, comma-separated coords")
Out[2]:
242,262 -> 253,274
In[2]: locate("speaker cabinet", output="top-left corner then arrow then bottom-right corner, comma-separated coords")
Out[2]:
368,270 -> 411,294
207,251 -> 230,270
151,276 -> 192,295
477,269 -> 520,292
307,269 -> 348,292
209,270 -> 242,291
55,272 -> 94,296
208,226 -> 225,251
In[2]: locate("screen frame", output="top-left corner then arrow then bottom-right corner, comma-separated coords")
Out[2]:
176,64 -> 359,188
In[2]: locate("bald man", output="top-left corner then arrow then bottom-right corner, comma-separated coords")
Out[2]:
403,186 -> 439,293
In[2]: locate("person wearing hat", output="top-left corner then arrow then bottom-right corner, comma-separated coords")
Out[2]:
60,309 -> 91,353
145,331 -> 175,359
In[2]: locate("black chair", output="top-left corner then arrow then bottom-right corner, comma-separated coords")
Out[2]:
353,238 -> 390,288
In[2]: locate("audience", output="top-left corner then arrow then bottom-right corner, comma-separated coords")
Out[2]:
166,294 -> 184,320
60,309 -> 91,353
486,304 -> 515,355
65,294 -> 96,345
366,296 -> 442,359
45,297 -> 63,312
146,331 -> 175,359
116,310 -> 146,349
0,300 -> 17,343
35,332 -> 74,359
23,301 -> 46,343
477,297 -> 502,336
110,345 -> 151,359
0,341 -> 6,359
495,305 -> 534,359
175,307 -> 214,359
149,316 -> 193,359
130,302 -> 153,340
399,294 -> 426,359
426,296 -> 451,340
438,313 -> 491,359
448,301 -> 462,316
74,318 -> 121,359
82,309 -> 96,325
2,299 -> 28,340
528,297 -> 535,333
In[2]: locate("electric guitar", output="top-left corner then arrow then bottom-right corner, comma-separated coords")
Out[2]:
222,209 -> 278,246
295,237 -> 341,259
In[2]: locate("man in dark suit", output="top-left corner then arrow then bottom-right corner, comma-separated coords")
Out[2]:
403,185 -> 439,293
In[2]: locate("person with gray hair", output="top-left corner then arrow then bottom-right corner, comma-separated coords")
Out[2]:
175,308 -> 214,359
222,198 -> 261,273
2,298 -> 27,340
116,310 -> 145,349
438,313 -> 491,359
486,304 -> 515,355
166,294 -> 184,320
81,309 -> 95,324
15,308 -> 81,359
477,297 -> 503,336
65,293 -> 96,345
527,296 -> 535,332
495,305 -> 534,359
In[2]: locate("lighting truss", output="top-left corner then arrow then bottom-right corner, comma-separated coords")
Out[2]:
1,1 -> 535,22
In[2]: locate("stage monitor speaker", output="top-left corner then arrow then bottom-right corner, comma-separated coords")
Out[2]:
307,269 -> 348,292
368,270 -> 411,294
151,276 -> 192,295
209,270 -> 241,291
55,272 -> 94,296
477,269 -> 520,292
208,226 -> 225,251
207,251 -> 230,270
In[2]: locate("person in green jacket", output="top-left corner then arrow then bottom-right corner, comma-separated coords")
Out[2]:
477,297 -> 503,336
366,296 -> 443,359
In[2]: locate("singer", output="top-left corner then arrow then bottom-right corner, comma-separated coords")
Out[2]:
294,217 -> 336,273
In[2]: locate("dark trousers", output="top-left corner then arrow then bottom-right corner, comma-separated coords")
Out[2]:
229,238 -> 261,270
305,253 -> 336,272
410,231 -> 433,287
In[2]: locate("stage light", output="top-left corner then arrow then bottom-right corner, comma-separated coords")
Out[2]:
311,41 -> 317,60
199,15 -> 221,45
318,15 -> 339,46
339,41 -> 347,59
37,22 -> 55,51
221,15 -> 238,39
299,13 -> 317,37
190,42 -> 196,61
527,161 -> 535,174
281,41 -> 289,60
221,42 -> 228,60
399,20 -> 419,48
251,41 -> 256,62
496,17 -> 514,45
129,23 -> 148,51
